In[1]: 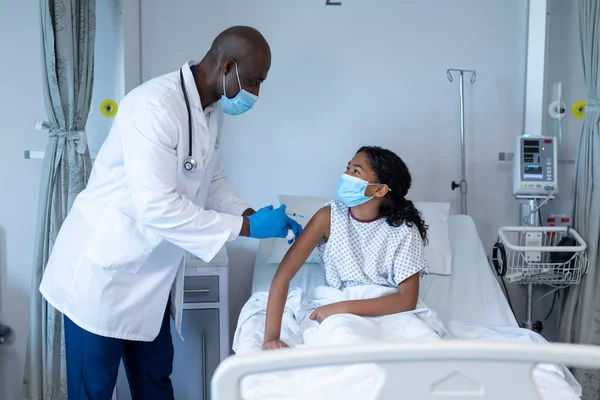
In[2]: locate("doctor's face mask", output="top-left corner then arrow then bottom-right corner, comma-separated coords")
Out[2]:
220,63 -> 258,116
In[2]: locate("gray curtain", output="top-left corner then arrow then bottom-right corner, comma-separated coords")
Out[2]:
558,0 -> 600,398
23,1 -> 96,399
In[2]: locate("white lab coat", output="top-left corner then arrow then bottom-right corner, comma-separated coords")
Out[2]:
39,61 -> 249,341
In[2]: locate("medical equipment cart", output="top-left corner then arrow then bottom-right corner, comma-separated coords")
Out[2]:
114,247 -> 230,400
493,226 -> 588,331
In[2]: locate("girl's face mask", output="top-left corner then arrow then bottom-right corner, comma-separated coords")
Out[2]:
336,174 -> 381,207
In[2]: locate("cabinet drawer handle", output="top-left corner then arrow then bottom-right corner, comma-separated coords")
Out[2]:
202,332 -> 207,400
184,289 -> 210,294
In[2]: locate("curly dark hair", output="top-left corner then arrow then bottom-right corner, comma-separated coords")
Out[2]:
357,146 -> 428,243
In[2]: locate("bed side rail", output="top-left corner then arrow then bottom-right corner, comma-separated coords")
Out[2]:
212,340 -> 600,400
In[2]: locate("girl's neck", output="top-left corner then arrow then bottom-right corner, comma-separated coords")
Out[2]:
349,201 -> 381,222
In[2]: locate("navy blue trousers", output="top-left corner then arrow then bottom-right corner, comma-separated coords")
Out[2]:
64,304 -> 174,400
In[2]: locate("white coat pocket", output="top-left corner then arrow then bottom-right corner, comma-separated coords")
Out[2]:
84,210 -> 160,274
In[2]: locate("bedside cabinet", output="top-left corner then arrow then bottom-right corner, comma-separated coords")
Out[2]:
172,247 -> 229,400
115,247 -> 229,400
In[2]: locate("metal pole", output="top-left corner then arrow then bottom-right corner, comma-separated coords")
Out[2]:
458,72 -> 467,215
525,283 -> 533,330
529,198 -> 539,226
520,198 -> 540,331
447,68 -> 476,215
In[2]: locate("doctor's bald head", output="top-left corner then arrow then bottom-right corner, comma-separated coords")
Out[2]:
197,26 -> 271,106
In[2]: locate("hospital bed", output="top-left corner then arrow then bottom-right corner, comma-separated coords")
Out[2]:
213,214 -> 600,399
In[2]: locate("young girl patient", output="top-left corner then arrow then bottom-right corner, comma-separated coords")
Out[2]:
263,146 -> 429,350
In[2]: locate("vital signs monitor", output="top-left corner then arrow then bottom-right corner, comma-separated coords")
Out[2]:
513,135 -> 558,197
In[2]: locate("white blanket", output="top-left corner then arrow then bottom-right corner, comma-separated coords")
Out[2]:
233,285 -> 445,355
233,285 -> 444,400
232,286 -> 581,400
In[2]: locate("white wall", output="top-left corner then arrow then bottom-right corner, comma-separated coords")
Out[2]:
543,0 -> 583,217
513,0 -> 584,341
88,1 -> 121,153
0,2 -> 46,397
139,0 -> 530,342
0,2 -> 119,399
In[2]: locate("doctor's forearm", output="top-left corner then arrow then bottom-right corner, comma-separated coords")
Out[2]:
239,217 -> 250,237
238,209 -> 254,236
242,208 -> 255,217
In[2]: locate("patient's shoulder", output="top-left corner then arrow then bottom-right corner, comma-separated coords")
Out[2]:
313,206 -> 331,222
307,206 -> 331,239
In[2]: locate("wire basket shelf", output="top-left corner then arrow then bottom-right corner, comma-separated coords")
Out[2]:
495,226 -> 589,287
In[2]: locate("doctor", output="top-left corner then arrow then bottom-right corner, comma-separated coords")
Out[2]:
39,26 -> 300,399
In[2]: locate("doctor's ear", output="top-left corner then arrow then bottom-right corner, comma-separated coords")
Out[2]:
222,59 -> 236,75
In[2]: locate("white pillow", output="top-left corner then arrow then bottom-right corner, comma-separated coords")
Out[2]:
414,202 -> 452,276
267,195 -> 452,276
267,195 -> 331,264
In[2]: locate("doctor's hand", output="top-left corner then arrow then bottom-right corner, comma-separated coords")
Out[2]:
244,205 -> 303,240
262,339 -> 289,350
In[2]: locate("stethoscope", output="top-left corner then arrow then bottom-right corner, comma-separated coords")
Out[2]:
180,68 -> 197,172
180,67 -> 220,173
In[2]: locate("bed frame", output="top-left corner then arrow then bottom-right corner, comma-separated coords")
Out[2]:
211,340 -> 600,399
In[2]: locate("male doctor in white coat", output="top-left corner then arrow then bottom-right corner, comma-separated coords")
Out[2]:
39,26 -> 301,400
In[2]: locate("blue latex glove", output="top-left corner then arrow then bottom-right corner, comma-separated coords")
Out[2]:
247,205 -> 303,241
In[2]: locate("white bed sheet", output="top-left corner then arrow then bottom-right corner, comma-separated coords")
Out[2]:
246,214 -> 581,399
419,215 -> 518,326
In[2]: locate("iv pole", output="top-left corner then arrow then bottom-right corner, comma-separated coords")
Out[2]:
447,68 -> 476,215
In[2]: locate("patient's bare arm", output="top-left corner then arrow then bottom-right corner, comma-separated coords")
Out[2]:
262,207 -> 331,350
309,273 -> 420,323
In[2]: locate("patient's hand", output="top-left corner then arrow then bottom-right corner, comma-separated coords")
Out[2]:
310,302 -> 348,324
262,339 -> 289,350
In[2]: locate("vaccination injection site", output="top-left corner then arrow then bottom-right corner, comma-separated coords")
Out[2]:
3,0 -> 600,399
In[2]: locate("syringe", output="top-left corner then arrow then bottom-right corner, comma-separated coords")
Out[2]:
285,212 -> 305,218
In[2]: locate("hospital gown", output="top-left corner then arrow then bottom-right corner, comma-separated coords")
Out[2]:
319,200 -> 429,289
